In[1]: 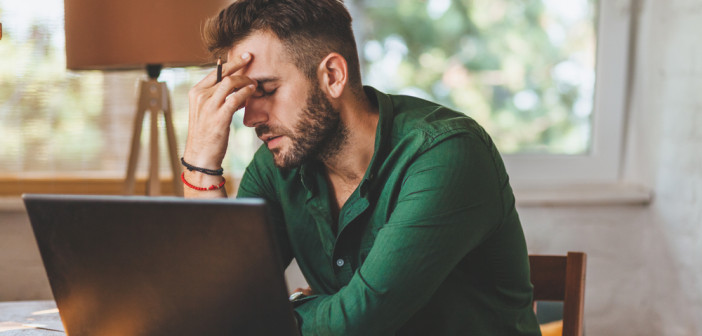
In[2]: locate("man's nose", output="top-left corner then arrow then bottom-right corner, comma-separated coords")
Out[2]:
243,99 -> 269,128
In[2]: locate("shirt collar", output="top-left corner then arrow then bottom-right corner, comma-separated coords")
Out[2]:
358,86 -> 394,196
299,86 -> 394,198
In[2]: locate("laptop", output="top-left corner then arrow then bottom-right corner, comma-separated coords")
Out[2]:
23,194 -> 299,336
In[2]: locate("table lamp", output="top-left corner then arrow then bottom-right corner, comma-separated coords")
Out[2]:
64,0 -> 230,196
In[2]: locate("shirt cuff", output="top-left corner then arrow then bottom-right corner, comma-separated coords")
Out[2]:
293,294 -> 329,335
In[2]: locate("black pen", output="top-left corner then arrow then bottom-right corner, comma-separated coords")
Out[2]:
216,57 -> 222,83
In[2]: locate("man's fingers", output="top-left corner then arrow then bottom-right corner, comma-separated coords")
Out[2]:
193,67 -> 219,90
222,84 -> 256,113
212,76 -> 257,106
221,52 -> 252,78
292,287 -> 314,296
193,52 -> 252,89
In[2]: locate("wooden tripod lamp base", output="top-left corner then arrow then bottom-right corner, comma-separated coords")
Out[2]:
124,65 -> 183,196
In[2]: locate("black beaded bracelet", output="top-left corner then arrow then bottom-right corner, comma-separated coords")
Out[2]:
180,157 -> 224,176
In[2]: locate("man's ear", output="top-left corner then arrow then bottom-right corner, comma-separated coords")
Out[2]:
317,53 -> 348,99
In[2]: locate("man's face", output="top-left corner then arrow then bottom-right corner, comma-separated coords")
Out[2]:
227,31 -> 345,169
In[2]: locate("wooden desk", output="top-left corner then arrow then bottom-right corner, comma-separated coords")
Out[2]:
0,301 -> 64,335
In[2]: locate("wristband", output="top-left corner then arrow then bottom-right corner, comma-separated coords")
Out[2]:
181,172 -> 226,191
180,157 -> 224,176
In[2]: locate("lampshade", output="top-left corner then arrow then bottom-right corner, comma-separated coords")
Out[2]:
64,0 -> 231,70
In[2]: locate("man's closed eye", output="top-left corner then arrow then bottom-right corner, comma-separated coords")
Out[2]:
254,87 -> 277,98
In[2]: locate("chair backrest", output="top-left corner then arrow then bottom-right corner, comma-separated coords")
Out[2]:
529,252 -> 587,336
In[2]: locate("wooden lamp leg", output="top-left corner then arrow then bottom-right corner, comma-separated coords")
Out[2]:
124,79 -> 183,196
147,86 -> 160,196
162,85 -> 184,196
124,80 -> 149,195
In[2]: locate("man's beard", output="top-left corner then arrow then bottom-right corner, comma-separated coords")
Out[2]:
255,84 -> 348,169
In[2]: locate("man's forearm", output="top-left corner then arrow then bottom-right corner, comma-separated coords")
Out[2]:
182,52 -> 256,200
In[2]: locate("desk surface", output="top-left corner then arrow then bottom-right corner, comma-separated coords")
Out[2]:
0,301 -> 64,335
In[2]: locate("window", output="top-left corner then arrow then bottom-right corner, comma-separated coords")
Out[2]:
0,0 -> 632,190
0,0 -> 257,179
347,0 -> 632,186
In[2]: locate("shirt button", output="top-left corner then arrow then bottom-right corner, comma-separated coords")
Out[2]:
336,258 -> 345,267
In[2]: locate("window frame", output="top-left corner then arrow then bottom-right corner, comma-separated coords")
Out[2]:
503,0 -> 633,188
349,0 -> 634,188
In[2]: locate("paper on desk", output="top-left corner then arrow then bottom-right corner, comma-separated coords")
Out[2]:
23,321 -> 66,332
0,322 -> 34,332
22,308 -> 65,333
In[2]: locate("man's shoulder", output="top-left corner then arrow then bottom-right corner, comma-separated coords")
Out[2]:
248,144 -> 274,171
385,93 -> 489,148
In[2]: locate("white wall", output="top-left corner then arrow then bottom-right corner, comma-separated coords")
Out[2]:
0,208 -> 52,301
519,0 -> 702,334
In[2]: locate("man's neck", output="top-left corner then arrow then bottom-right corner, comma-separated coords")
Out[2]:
322,91 -> 379,185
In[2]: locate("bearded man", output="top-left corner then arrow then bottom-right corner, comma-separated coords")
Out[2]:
182,0 -> 541,335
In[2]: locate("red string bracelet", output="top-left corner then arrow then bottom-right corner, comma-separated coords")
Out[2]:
181,172 -> 226,191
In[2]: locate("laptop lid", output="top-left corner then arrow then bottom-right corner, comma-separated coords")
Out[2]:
23,194 -> 299,336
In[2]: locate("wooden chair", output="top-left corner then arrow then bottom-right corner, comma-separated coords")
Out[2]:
529,252 -> 587,336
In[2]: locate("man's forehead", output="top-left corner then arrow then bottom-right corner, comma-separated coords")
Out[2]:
226,31 -> 292,78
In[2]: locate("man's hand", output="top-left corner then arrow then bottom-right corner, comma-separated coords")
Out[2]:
182,53 -> 256,198
291,287 -> 314,297
289,287 -> 314,304
184,52 -> 257,172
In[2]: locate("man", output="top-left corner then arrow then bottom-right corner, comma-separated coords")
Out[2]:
183,0 -> 541,335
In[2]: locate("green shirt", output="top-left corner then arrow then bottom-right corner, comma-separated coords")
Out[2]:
237,87 -> 541,336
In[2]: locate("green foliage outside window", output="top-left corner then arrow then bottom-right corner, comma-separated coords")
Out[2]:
356,0 -> 596,154
0,16 -> 104,171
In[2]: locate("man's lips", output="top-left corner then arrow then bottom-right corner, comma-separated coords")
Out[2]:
261,135 -> 283,143
261,135 -> 285,149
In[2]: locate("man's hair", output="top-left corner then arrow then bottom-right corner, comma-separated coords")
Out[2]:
204,0 -> 362,89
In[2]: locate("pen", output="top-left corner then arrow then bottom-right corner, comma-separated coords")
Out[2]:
216,57 -> 222,83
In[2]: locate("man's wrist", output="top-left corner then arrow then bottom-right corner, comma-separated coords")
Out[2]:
182,170 -> 226,191
181,150 -> 224,171
180,157 -> 224,176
